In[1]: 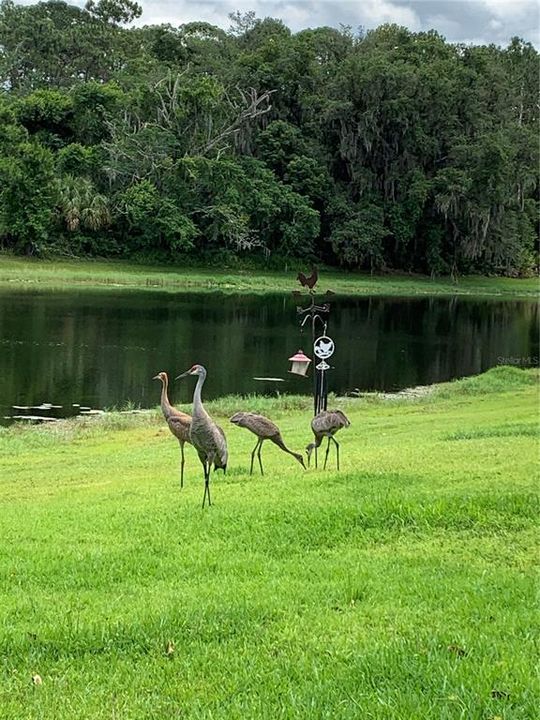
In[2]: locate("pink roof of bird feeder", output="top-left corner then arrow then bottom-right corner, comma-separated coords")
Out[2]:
288,350 -> 311,362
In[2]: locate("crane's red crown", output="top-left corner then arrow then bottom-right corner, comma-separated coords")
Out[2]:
176,364 -> 206,380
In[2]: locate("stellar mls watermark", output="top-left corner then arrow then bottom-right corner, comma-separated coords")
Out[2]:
497,356 -> 538,367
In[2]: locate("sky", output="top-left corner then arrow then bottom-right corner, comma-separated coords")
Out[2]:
21,0 -> 540,46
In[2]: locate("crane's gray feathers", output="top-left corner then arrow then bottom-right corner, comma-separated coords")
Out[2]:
213,423 -> 228,470
230,411 -> 305,471
154,370 -> 192,487
167,414 -> 191,443
307,410 -> 351,463
230,412 -> 280,439
190,412 -> 227,462
311,409 -> 350,435
181,365 -> 229,496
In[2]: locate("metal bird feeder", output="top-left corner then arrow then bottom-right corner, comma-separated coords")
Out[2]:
288,350 -> 312,377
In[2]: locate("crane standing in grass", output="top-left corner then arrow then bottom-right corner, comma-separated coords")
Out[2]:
230,412 -> 305,475
153,371 -> 191,488
176,364 -> 227,508
306,410 -> 350,470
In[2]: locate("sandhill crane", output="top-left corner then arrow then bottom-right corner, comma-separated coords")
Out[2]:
176,364 -> 227,508
229,412 -> 305,475
306,410 -> 350,470
153,371 -> 191,488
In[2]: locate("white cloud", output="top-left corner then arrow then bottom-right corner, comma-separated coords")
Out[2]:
481,0 -> 534,17
12,0 -> 540,45
488,18 -> 504,30
425,12 -> 462,38
360,0 -> 420,28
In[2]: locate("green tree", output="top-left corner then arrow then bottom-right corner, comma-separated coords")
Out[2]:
119,179 -> 198,252
59,175 -> 110,232
0,142 -> 58,252
0,3 -> 537,273
331,204 -> 386,270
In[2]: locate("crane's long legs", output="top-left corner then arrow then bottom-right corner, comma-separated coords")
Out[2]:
257,441 -> 264,476
323,436 -> 331,469
322,436 -> 341,470
180,442 -> 185,489
202,461 -> 211,508
314,445 -> 318,469
250,440 -> 256,475
250,439 -> 261,475
333,437 -> 340,471
249,439 -> 264,476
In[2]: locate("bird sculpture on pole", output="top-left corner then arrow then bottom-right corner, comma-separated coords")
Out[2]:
153,371 -> 191,488
306,410 -> 350,470
176,364 -> 228,508
229,412 -> 305,475
296,266 -> 318,292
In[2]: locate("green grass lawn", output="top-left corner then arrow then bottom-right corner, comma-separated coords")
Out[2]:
0,255 -> 538,297
0,366 -> 538,719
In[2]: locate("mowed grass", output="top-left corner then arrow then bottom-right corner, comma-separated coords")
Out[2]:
0,367 -> 538,719
0,255 -> 538,297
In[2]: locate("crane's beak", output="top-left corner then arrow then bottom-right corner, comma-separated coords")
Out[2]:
175,370 -> 190,380
152,374 -> 160,380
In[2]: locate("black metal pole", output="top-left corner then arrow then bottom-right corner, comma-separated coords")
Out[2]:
311,306 -> 317,416
296,287 -> 331,418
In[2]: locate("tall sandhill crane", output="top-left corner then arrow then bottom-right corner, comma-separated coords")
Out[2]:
306,410 -> 350,470
176,364 -> 227,508
230,412 -> 305,475
153,371 -> 191,488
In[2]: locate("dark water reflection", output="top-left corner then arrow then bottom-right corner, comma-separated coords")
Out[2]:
0,289 -> 537,423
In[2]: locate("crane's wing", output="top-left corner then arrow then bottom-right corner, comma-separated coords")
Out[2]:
214,422 -> 228,469
167,416 -> 191,444
216,424 -> 226,441
249,414 -> 280,438
230,412 -> 279,438
311,410 -> 350,433
311,412 -> 329,433
333,410 -> 351,428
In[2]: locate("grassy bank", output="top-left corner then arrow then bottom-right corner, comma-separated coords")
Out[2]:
0,255 -> 538,297
0,366 -> 538,719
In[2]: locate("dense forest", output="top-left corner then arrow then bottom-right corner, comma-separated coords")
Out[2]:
0,0 -> 538,275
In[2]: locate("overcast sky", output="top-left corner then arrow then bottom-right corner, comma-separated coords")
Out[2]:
23,0 -> 540,46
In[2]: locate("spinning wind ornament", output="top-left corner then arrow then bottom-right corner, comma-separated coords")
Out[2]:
291,268 -> 336,415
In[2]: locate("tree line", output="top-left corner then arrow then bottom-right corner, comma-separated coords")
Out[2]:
0,0 -> 538,275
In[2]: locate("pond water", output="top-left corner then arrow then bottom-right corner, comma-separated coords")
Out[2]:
0,289 -> 537,424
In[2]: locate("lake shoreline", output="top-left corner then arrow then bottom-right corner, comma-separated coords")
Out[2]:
2,366 -> 537,434
0,255 -> 537,298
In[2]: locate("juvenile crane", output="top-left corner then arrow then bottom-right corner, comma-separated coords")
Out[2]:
176,364 -> 227,508
153,371 -> 191,488
229,412 -> 305,475
306,410 -> 350,470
